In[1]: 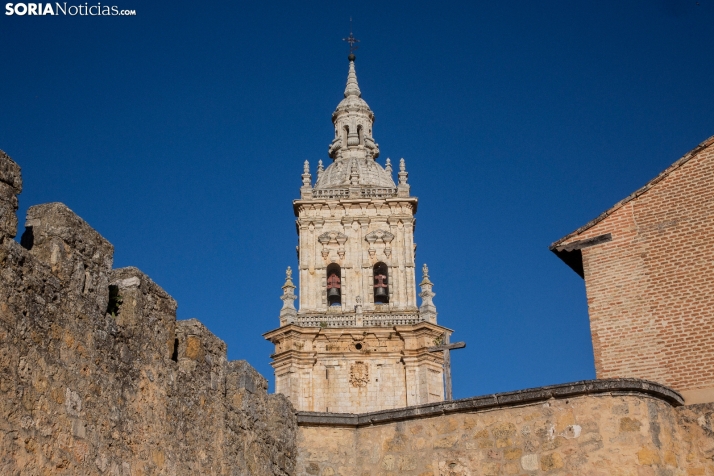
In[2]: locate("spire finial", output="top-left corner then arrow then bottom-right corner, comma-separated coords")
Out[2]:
301,160 -> 313,199
397,158 -> 410,197
344,56 -> 361,98
419,263 -> 437,323
343,18 -> 359,61
279,266 -> 297,326
302,160 -> 312,187
398,158 -> 408,184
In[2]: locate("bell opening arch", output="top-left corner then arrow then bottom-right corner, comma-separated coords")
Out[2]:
326,263 -> 342,307
373,262 -> 389,304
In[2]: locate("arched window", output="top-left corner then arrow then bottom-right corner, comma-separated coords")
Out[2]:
373,262 -> 389,304
343,125 -> 350,147
326,263 -> 342,307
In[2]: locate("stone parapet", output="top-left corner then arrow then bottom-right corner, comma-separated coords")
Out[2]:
296,378 -> 684,427
296,379 -> 714,476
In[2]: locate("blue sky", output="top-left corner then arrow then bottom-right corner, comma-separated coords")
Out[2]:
1,0 -> 713,398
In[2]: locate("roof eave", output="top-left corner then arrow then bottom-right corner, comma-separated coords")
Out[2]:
550,134 -> 714,255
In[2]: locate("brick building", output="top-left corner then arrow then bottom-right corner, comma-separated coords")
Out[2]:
551,135 -> 714,404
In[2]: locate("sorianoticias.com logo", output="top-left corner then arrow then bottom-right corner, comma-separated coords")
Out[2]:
5,2 -> 136,15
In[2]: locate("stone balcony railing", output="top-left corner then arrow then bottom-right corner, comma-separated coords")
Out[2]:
294,311 -> 422,328
312,188 -> 350,200
295,314 -> 356,327
311,187 -> 397,200
359,187 -> 397,198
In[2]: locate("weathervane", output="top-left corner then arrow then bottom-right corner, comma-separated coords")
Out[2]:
342,18 -> 359,59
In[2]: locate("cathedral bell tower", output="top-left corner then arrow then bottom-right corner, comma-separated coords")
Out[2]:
264,53 -> 454,413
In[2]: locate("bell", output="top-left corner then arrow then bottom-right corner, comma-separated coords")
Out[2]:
327,287 -> 340,298
374,286 -> 387,298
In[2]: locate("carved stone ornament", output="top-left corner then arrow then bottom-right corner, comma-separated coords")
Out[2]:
365,229 -> 394,244
349,362 -> 369,387
318,231 -> 348,245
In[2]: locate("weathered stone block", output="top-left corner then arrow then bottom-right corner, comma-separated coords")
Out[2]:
0,150 -> 21,241
227,359 -> 269,394
0,149 -> 22,192
109,266 -> 177,360
23,202 -> 114,315
0,182 -> 19,240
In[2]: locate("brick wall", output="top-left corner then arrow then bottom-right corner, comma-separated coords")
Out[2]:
553,136 -> 714,403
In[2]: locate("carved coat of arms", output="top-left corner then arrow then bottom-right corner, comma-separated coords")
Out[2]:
349,362 -> 369,387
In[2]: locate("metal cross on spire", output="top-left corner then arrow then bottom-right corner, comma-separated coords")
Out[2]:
343,18 -> 359,57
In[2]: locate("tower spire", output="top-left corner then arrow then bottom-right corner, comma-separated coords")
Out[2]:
343,22 -> 361,98
344,60 -> 361,98
323,46 -> 382,164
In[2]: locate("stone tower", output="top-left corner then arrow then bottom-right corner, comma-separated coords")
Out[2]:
264,55 -> 453,413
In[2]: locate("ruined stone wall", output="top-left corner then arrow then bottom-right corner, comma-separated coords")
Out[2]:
0,151 -> 297,475
553,136 -> 714,404
296,380 -> 714,476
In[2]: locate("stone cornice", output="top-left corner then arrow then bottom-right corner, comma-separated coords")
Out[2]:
293,197 -> 418,217
263,323 -> 313,340
265,323 -> 449,341
295,379 -> 684,428
264,321 -> 451,340
394,321 -> 453,335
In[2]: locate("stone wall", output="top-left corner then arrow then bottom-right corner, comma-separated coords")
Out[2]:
0,150 -> 297,475
296,380 -> 714,475
551,135 -> 714,404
